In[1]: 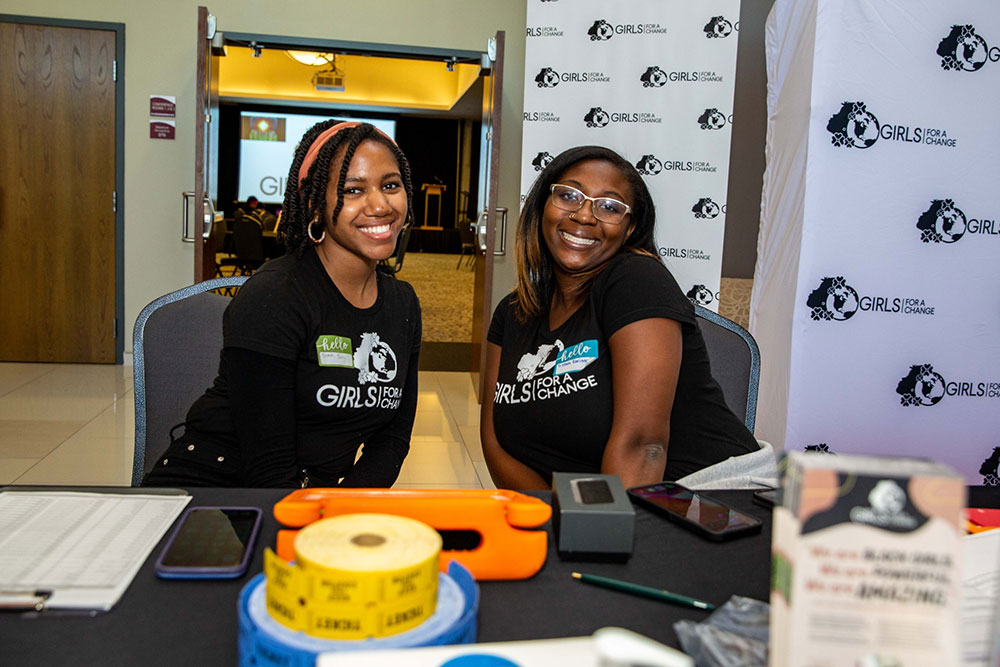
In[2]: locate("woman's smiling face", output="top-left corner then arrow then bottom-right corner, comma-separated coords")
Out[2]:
541,158 -> 634,277
321,139 -> 407,262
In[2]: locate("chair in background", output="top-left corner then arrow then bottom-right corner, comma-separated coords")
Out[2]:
211,220 -> 239,278
231,217 -> 265,275
131,276 -> 247,486
457,225 -> 476,270
455,190 -> 478,270
377,226 -> 413,276
694,304 -> 760,431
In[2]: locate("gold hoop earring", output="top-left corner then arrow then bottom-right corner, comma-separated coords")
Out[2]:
307,217 -> 326,244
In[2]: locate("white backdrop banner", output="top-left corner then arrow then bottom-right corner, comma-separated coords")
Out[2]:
752,0 -> 1000,483
520,0 -> 742,310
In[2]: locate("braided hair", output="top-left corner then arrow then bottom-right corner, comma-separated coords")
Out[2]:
278,120 -> 415,257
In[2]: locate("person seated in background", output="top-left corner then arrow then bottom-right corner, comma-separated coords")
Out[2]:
239,196 -> 278,231
481,145 -> 759,491
144,121 -> 421,488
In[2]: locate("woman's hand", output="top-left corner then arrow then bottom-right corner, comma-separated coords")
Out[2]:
600,317 -> 682,489
481,342 -> 550,490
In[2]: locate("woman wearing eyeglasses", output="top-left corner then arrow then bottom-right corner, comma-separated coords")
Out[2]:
481,146 -> 758,490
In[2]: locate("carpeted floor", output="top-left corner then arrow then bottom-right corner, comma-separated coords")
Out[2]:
395,253 -> 475,344
397,253 -> 753,345
719,278 -> 752,330
224,251 -> 752,340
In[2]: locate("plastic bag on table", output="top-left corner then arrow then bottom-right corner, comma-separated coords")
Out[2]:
673,595 -> 769,667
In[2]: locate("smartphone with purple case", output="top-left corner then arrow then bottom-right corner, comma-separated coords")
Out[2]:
154,506 -> 262,579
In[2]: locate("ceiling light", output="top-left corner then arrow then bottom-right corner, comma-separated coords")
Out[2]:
250,41 -> 263,58
287,50 -> 335,67
446,57 -> 456,72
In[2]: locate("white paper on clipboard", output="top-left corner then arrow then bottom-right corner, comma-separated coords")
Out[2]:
0,491 -> 190,610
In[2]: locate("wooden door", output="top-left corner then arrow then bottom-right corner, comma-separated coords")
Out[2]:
0,21 -> 116,362
193,6 -> 221,282
470,31 -> 505,400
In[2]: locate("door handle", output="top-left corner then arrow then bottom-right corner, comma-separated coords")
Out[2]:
201,197 -> 218,239
476,210 -> 488,252
181,192 -> 222,242
494,207 -> 507,256
475,208 -> 507,255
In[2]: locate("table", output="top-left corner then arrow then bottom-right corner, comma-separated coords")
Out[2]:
0,488 -> 773,665
8,487 -> 994,666
408,227 -> 462,254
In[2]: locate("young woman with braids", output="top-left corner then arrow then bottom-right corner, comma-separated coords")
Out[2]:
481,146 -> 758,490
145,121 -> 421,488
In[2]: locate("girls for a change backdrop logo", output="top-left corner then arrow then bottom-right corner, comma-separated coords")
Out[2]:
753,0 -> 1000,483
521,0 -> 742,309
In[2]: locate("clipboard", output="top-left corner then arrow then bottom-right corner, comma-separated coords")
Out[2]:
0,489 -> 191,612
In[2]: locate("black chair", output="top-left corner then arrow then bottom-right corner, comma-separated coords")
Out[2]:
231,217 -> 265,275
694,304 -> 760,431
377,226 -> 413,276
131,277 -> 247,486
457,226 -> 476,270
211,220 -> 239,278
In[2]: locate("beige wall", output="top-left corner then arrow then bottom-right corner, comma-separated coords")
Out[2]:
5,0 -> 525,356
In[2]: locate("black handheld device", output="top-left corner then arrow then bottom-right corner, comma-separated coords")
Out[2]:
155,506 -> 262,579
627,482 -> 762,541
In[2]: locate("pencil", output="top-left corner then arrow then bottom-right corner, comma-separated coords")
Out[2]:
571,572 -> 715,611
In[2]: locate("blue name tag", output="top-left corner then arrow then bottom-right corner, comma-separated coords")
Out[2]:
554,339 -> 598,375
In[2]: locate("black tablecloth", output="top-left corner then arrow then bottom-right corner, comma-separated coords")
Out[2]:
0,488 -> 773,666
8,485 -> 1000,666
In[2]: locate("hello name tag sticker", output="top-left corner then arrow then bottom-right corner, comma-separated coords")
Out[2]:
554,339 -> 598,375
316,335 -> 353,367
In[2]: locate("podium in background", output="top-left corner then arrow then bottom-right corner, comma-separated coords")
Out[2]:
420,183 -> 447,229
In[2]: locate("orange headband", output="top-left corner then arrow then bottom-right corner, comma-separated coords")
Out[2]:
297,121 -> 395,189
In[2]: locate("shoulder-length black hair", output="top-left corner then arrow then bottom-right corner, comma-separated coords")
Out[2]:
277,121 -> 415,256
513,145 -> 659,320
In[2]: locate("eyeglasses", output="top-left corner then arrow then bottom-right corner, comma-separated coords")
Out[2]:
549,184 -> 632,224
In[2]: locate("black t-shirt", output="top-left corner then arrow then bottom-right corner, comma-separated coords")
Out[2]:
487,253 -> 756,482
181,249 -> 421,485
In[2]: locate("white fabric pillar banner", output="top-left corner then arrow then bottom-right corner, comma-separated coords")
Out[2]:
520,0 -> 741,311
752,0 -> 1000,483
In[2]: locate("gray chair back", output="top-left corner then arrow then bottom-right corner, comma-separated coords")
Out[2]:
131,277 -> 247,485
694,305 -> 760,432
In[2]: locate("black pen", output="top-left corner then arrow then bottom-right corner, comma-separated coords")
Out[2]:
572,572 -> 715,611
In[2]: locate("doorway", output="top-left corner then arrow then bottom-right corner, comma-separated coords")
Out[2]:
200,26 -> 498,372
0,15 -> 125,363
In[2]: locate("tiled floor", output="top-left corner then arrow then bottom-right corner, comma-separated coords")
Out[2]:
0,363 -> 493,490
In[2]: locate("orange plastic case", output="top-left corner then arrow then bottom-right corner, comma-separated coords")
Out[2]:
273,488 -> 552,581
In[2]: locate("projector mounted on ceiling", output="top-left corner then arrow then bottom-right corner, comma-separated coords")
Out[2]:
313,70 -> 345,92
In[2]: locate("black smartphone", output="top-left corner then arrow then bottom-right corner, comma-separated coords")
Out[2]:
154,506 -> 262,579
752,487 -> 782,508
627,482 -> 762,541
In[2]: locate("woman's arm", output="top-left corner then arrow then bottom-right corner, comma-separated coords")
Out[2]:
338,335 -> 419,488
481,342 -> 549,490
226,347 -> 300,487
600,317 -> 683,489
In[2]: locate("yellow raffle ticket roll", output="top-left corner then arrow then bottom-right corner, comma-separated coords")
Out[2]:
265,513 -> 442,640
